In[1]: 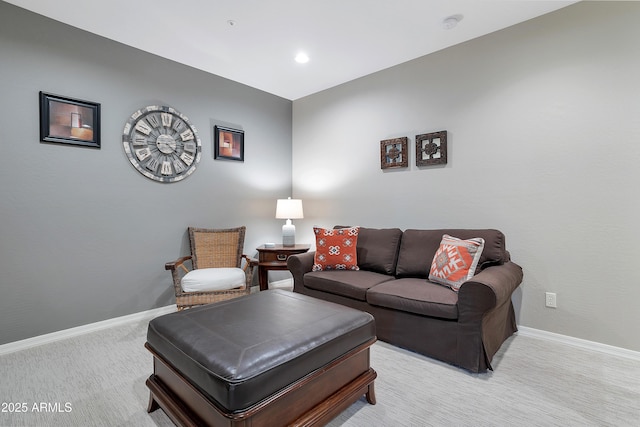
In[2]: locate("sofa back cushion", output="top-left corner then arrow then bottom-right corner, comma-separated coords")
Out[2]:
395,229 -> 508,278
354,227 -> 403,275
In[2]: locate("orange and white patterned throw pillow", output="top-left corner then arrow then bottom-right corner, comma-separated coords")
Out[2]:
312,227 -> 360,271
428,234 -> 485,292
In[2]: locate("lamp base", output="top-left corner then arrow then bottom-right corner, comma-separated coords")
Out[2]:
282,221 -> 296,247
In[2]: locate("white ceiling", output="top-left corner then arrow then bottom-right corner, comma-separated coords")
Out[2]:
6,0 -> 578,100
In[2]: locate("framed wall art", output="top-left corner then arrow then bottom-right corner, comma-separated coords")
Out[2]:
39,91 -> 101,148
380,137 -> 408,169
214,125 -> 244,161
416,130 -> 447,166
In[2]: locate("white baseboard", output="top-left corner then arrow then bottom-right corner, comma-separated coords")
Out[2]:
268,278 -> 294,290
517,326 -> 640,361
0,305 -> 176,356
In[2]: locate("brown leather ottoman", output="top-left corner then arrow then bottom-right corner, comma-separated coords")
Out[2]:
145,289 -> 376,426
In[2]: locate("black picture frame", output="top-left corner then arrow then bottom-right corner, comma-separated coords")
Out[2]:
214,125 -> 244,161
39,92 -> 101,148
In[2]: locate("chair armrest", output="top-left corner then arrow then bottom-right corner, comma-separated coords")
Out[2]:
165,255 -> 193,296
287,251 -> 315,293
457,261 -> 523,321
241,255 -> 259,287
242,255 -> 259,268
165,255 -> 192,271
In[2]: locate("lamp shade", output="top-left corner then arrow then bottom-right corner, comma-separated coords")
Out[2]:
275,198 -> 304,219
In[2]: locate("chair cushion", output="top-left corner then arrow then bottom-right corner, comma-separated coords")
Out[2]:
181,268 -> 245,292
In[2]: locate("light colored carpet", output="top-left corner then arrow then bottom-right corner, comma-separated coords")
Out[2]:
1,315 -> 638,427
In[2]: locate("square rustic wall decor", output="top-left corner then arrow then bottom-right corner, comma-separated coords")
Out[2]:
416,130 -> 447,166
380,137 -> 408,169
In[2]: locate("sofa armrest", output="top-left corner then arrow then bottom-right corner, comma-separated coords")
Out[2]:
457,261 -> 523,321
287,251 -> 315,293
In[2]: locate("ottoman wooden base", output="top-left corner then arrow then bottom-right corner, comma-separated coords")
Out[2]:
146,339 -> 376,427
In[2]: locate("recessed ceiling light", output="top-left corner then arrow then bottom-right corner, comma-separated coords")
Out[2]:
442,14 -> 463,30
295,52 -> 310,64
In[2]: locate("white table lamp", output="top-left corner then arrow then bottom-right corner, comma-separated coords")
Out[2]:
276,197 -> 304,246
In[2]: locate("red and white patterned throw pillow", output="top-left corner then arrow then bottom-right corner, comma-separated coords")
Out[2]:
428,234 -> 485,292
312,227 -> 360,271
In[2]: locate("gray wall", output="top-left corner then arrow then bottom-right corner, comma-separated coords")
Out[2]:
292,2 -> 640,352
0,2 -> 292,345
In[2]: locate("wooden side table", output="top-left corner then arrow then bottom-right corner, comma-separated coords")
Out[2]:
256,244 -> 310,291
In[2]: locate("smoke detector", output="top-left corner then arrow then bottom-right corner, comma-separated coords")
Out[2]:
442,15 -> 463,30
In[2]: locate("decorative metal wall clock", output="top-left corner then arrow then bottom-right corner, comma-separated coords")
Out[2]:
416,130 -> 447,166
122,105 -> 202,183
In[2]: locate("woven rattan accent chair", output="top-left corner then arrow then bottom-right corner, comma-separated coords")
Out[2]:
165,226 -> 257,310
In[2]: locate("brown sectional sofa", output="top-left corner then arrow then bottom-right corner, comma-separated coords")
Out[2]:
287,227 -> 523,373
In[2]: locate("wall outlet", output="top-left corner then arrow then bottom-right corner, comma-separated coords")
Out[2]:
545,292 -> 557,308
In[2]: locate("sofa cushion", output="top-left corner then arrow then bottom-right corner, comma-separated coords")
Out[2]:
313,227 -> 360,271
356,227 -> 403,275
304,270 -> 395,301
396,229 -> 507,278
428,235 -> 485,292
366,278 -> 459,319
